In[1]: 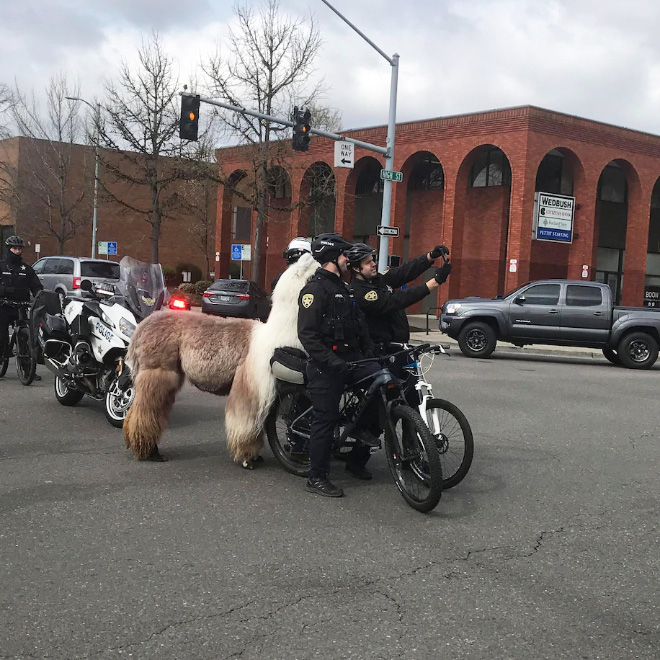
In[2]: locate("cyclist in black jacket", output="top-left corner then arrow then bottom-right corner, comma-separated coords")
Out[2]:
348,243 -> 451,344
0,235 -> 43,370
297,233 -> 380,498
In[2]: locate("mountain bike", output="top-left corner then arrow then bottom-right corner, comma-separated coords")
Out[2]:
0,300 -> 37,385
266,352 -> 443,513
389,342 -> 474,489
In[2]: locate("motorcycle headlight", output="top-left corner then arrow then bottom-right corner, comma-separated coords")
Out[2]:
101,311 -> 115,328
119,317 -> 136,338
445,303 -> 462,314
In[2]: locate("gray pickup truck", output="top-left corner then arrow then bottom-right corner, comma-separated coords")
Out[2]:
439,279 -> 660,369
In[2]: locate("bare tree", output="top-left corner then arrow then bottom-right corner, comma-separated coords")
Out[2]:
11,75 -> 92,254
0,83 -> 14,139
98,33 -> 192,264
204,0 -> 327,283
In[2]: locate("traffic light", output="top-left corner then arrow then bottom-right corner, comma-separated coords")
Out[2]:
292,106 -> 311,152
179,94 -> 200,141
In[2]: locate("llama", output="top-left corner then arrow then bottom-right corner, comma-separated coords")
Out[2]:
123,253 -> 319,464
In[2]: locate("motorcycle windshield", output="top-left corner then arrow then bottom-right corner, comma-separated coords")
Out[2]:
116,256 -> 168,320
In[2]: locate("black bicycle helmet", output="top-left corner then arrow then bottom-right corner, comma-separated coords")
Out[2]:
345,243 -> 376,267
5,235 -> 25,248
311,233 -> 353,264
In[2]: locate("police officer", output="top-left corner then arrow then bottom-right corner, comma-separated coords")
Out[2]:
271,237 -> 312,292
0,236 -> 43,371
297,233 -> 380,498
347,243 -> 452,345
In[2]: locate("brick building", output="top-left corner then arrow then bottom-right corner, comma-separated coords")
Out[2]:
214,105 -> 660,310
0,136 -> 216,279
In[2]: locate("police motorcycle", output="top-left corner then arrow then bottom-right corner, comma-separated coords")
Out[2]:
32,256 -> 167,428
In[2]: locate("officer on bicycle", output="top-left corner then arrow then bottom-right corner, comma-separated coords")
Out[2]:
347,243 -> 452,345
0,236 -> 43,371
297,233 -> 381,498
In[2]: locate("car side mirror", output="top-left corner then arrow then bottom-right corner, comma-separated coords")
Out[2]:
515,295 -> 526,305
80,279 -> 94,292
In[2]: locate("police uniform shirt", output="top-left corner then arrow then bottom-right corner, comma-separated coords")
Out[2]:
0,258 -> 43,302
350,253 -> 433,344
298,268 -> 374,367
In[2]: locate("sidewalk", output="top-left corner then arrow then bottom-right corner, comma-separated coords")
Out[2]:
407,314 -> 606,360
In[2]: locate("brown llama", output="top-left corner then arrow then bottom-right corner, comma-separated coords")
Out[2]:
123,253 -> 319,464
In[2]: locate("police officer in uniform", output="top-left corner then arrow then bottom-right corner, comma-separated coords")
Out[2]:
297,233 -> 380,498
347,243 -> 452,345
0,235 -> 43,370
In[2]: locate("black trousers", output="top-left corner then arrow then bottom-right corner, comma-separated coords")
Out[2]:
305,357 -> 382,480
0,307 -> 18,358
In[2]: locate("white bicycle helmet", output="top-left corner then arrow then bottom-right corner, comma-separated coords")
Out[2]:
283,237 -> 312,265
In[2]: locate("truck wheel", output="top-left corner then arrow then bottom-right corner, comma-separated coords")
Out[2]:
602,347 -> 621,365
458,321 -> 497,359
617,332 -> 659,370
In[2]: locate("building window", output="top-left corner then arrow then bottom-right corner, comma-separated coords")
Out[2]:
356,161 -> 384,194
408,159 -> 444,191
536,151 -> 573,196
267,170 -> 291,199
598,165 -> 627,204
470,147 -> 511,188
233,206 -> 251,242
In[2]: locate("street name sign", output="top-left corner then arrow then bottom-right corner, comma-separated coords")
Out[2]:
380,169 -> 403,183
377,225 -> 399,237
334,141 -> 354,169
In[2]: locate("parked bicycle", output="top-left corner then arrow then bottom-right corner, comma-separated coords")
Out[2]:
0,300 -> 37,385
266,349 -> 443,513
386,342 -> 474,489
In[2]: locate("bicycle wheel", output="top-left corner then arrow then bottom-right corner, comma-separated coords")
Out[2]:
15,327 -> 36,385
424,399 -> 474,489
384,404 -> 442,513
265,385 -> 312,477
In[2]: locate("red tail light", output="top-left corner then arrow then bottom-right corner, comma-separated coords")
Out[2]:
170,298 -> 188,310
203,291 -> 212,298
73,277 -> 81,289
237,294 -> 250,300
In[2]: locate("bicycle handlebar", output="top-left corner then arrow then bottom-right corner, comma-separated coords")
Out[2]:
347,342 -> 447,369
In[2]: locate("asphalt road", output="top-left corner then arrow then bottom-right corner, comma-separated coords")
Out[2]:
0,352 -> 658,659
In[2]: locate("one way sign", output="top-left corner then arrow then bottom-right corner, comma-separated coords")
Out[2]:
334,141 -> 354,169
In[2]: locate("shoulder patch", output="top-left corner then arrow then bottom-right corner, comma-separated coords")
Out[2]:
364,290 -> 378,302
301,293 -> 314,308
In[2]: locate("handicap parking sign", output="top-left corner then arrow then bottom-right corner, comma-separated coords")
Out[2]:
231,244 -> 242,260
107,242 -> 117,255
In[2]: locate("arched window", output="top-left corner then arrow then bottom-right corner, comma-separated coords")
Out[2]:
469,147 -> 511,188
408,158 -> 444,191
356,160 -> 384,194
598,164 -> 627,204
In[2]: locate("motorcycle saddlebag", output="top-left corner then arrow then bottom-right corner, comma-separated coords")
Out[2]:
32,291 -> 69,343
270,347 -> 308,385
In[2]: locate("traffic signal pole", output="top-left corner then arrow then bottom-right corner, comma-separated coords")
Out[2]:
320,0 -> 399,274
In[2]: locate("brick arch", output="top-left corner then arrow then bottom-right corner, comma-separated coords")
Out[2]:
298,161 -> 336,237
341,155 -> 385,243
451,143 -> 513,297
530,146 -> 587,281
646,178 -> 660,291
388,151 -> 446,313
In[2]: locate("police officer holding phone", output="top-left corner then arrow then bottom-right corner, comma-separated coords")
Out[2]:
347,244 -> 452,344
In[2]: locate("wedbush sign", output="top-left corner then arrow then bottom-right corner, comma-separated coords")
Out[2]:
532,192 -> 575,243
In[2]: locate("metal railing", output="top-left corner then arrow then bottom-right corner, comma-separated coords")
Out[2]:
425,307 -> 442,335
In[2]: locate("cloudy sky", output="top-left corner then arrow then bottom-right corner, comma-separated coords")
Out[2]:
2,0 -> 660,136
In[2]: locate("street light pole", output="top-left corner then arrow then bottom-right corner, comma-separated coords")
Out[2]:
66,96 -> 100,259
320,0 -> 400,273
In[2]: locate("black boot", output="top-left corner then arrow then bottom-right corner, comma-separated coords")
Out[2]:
305,477 -> 344,497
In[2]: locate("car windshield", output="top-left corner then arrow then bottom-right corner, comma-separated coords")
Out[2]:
81,261 -> 120,279
501,282 -> 531,299
210,280 -> 250,293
